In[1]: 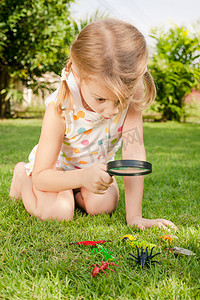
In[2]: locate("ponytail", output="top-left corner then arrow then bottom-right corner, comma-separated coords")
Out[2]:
55,58 -> 74,118
142,70 -> 156,109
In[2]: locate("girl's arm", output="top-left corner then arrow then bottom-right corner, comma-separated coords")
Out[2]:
122,102 -> 146,227
32,103 -> 112,193
122,98 -> 177,230
32,103 -> 84,191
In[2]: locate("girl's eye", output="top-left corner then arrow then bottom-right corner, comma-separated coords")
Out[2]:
96,98 -> 105,102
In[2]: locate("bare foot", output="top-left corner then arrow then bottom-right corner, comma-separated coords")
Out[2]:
9,162 -> 26,199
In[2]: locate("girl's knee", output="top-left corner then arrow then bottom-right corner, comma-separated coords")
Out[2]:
41,200 -> 74,221
105,192 -> 119,214
81,186 -> 119,215
40,191 -> 75,221
13,161 -> 26,176
14,161 -> 25,169
87,197 -> 118,215
58,198 -> 75,221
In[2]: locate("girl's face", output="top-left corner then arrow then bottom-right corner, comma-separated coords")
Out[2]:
72,65 -> 121,119
79,78 -> 120,119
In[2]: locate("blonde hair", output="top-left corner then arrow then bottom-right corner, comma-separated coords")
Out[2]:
55,19 -> 156,117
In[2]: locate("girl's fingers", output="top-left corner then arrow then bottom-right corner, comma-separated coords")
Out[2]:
101,173 -> 113,185
93,184 -> 110,194
155,222 -> 167,229
128,217 -> 178,232
156,219 -> 178,230
136,224 -> 144,231
97,164 -> 113,185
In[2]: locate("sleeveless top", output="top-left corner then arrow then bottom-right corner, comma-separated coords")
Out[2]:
25,72 -> 129,175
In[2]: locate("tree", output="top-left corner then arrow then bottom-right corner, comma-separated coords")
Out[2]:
0,0 -> 74,118
149,25 -> 200,121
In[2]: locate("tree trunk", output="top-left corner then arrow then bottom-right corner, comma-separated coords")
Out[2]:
0,66 -> 11,118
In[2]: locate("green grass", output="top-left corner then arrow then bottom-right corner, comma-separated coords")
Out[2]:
0,119 -> 200,299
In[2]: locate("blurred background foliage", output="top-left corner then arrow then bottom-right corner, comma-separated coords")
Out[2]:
0,0 -> 74,117
0,0 -> 200,121
149,25 -> 200,121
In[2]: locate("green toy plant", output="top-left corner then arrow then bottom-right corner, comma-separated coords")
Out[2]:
92,245 -> 116,262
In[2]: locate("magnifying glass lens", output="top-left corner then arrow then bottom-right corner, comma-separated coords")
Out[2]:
107,160 -> 152,176
109,167 -> 148,174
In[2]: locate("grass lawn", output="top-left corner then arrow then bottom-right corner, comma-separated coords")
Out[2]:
0,119 -> 200,299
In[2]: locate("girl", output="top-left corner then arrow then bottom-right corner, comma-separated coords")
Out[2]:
10,19 -> 176,230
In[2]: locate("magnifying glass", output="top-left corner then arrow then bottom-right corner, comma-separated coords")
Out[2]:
107,159 -> 152,176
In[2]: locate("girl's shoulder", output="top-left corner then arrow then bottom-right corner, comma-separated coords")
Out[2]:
45,88 -> 60,107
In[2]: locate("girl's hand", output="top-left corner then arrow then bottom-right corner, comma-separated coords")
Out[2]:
82,164 -> 113,194
127,216 -> 178,231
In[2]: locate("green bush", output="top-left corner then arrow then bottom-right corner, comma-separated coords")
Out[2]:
149,25 -> 200,121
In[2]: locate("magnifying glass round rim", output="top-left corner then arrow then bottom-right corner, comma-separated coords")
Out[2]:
107,159 -> 152,176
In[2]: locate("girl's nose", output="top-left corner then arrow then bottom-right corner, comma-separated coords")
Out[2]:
103,101 -> 120,118
106,108 -> 119,118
